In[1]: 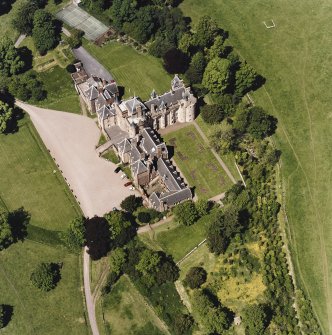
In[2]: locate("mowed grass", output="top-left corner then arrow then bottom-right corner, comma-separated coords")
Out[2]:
163,125 -> 232,198
98,275 -> 167,335
139,211 -> 217,262
180,0 -> 332,333
0,116 -> 87,334
83,41 -> 172,100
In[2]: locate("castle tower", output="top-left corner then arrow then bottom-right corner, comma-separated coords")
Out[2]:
159,114 -> 166,129
177,101 -> 186,123
129,122 -> 136,138
185,101 -> 195,122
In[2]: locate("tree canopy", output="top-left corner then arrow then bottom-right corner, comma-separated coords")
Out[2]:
184,267 -> 207,289
235,61 -> 258,97
85,216 -> 111,260
11,1 -> 38,35
109,247 -> 127,275
0,100 -> 13,134
120,195 -> 142,213
173,200 -> 199,226
0,212 -> 13,250
203,58 -> 231,94
0,37 -> 25,77
194,15 -> 220,49
242,304 -> 269,335
61,217 -> 86,252
32,9 -> 60,54
200,104 -> 225,124
185,51 -> 206,84
30,262 -> 61,291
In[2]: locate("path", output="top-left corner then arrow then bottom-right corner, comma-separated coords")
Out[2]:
14,34 -> 26,48
193,121 -> 237,184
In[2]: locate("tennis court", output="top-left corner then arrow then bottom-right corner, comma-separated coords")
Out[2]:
56,4 -> 109,41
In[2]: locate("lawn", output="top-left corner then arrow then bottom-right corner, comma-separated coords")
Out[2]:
98,275 -> 168,335
163,125 -> 233,198
180,0 -> 332,333
139,211 -> 217,262
83,41 -> 172,100
19,36 -> 81,114
0,116 -> 87,334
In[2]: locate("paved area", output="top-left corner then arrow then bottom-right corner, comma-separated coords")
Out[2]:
73,46 -> 113,82
14,34 -> 26,48
56,4 -> 108,41
15,101 -> 133,217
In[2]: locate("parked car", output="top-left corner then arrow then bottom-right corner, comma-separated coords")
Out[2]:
124,181 -> 132,187
114,166 -> 121,173
112,207 -> 117,211
129,186 -> 135,191
120,174 -> 127,179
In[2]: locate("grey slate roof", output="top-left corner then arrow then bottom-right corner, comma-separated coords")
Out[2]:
149,192 -> 161,209
117,138 -> 132,154
131,160 -> 148,176
105,82 -> 119,95
129,146 -> 141,164
157,158 -> 185,191
96,105 -> 115,120
125,97 -> 147,114
149,188 -> 192,209
144,87 -> 185,111
85,86 -> 99,101
140,128 -> 168,157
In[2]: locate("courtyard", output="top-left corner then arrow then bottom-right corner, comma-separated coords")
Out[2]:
16,101 -> 133,217
163,125 -> 233,199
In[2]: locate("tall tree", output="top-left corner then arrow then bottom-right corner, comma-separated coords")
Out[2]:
32,10 -> 59,54
206,35 -> 227,61
0,37 -> 25,77
235,61 -> 258,96
110,0 -> 137,29
30,262 -> 61,291
243,304 -> 269,335
194,15 -> 220,49
85,216 -> 111,260
0,100 -> 13,133
185,51 -> 206,84
203,58 -> 231,94
61,217 -> 86,252
11,1 -> 38,35
173,200 -> 199,226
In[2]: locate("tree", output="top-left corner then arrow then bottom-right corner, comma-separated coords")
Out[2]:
178,32 -> 195,55
163,48 -> 189,74
0,304 -> 12,329
206,222 -> 229,255
8,72 -> 46,101
61,217 -> 86,252
136,249 -> 161,277
0,212 -> 13,250
109,247 -> 127,275
0,100 -> 13,133
137,211 -> 151,224
203,58 -> 231,94
185,51 -> 206,84
206,35 -> 227,61
246,107 -> 277,139
174,314 -> 194,335
200,104 -> 225,124
235,61 -> 258,97
208,123 -> 237,154
85,216 -> 111,260
32,10 -> 59,54
184,267 -> 207,289
110,0 -> 137,29
0,37 -> 26,77
194,15 -> 220,49
195,198 -> 210,217
192,290 -> 232,333
30,262 -> 61,291
11,1 -> 38,35
64,29 -> 84,49
173,200 -> 199,226
104,210 -> 135,247
120,195 -> 142,213
155,253 -> 179,284
242,304 -> 269,335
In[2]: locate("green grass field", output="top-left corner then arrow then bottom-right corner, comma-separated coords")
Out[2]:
139,211 -> 217,262
0,116 -> 87,334
163,125 -> 232,198
180,1 -> 332,333
98,275 -> 167,335
83,41 -> 172,100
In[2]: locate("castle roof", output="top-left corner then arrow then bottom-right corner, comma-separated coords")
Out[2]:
157,158 -> 186,191
104,82 -> 119,95
149,188 -> 192,210
140,128 -> 168,157
84,85 -> 99,101
96,105 -> 115,120
123,96 -> 146,114
131,160 -> 148,176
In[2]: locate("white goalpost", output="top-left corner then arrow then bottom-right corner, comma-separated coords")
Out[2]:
263,19 -> 276,29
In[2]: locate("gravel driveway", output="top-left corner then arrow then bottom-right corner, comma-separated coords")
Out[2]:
16,101 -> 132,217
73,47 -> 113,82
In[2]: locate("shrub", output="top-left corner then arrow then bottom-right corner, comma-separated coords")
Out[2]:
184,267 -> 207,289
30,262 -> 61,291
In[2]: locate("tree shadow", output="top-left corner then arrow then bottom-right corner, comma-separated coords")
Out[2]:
51,262 -> 62,287
1,304 -> 14,328
118,86 -> 125,100
0,0 -> 16,16
8,207 -> 31,242
17,47 -> 33,73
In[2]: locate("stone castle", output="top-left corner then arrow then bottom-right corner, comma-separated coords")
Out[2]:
71,62 -> 197,210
